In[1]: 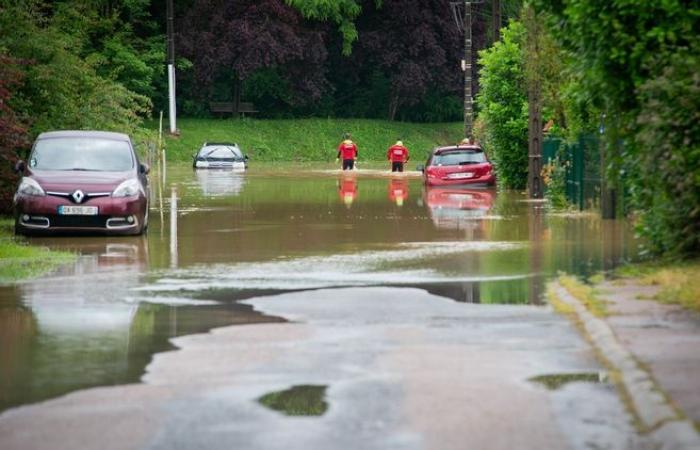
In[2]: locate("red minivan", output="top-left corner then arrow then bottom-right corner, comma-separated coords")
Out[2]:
420,145 -> 496,187
13,130 -> 149,236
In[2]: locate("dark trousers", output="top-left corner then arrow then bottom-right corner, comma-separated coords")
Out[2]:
343,159 -> 355,170
391,162 -> 404,172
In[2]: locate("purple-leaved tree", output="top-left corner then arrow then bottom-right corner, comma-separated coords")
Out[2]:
180,0 -> 329,105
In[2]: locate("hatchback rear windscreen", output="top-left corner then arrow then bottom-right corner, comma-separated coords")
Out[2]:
432,151 -> 486,166
199,146 -> 243,159
30,138 -> 134,171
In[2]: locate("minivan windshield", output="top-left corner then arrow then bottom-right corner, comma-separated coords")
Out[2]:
431,151 -> 486,166
30,137 -> 134,171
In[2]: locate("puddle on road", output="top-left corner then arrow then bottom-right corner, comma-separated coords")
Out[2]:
529,372 -> 608,390
258,385 -> 329,416
1,163 -> 640,413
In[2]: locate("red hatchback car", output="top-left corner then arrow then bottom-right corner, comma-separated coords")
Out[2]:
421,145 -> 496,187
13,131 -> 149,236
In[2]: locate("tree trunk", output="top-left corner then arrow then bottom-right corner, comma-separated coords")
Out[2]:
388,94 -> 399,121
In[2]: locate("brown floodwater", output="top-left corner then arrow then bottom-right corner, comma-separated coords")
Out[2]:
0,162 -> 639,412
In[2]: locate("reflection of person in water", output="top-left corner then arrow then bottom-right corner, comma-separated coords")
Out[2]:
338,176 -> 358,208
388,178 -> 409,206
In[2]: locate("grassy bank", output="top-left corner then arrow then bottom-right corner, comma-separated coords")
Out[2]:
0,218 -> 74,283
616,260 -> 700,311
152,118 -> 463,162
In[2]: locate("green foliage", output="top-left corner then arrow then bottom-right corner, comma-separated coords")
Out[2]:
476,21 -> 528,189
537,0 -> 700,257
629,43 -> 700,255
542,157 -> 567,209
155,118 -> 463,162
286,0 -> 372,55
0,2 -> 151,137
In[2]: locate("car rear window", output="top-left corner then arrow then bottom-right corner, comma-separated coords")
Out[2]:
199,146 -> 243,159
30,137 -> 134,171
431,151 -> 486,166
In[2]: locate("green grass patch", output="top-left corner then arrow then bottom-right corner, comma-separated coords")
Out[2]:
0,218 -> 75,283
151,117 -> 463,162
559,275 -> 609,317
616,260 -> 700,311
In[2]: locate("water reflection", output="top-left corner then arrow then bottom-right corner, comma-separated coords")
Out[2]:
529,372 -> 608,390
337,175 -> 358,208
0,163 -> 641,412
258,385 -> 328,416
0,236 -> 285,413
193,168 -> 246,197
388,178 -> 409,207
423,186 -> 495,231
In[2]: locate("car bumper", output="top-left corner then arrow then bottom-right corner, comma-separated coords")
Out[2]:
425,174 -> 496,187
193,160 -> 247,170
14,194 -> 147,235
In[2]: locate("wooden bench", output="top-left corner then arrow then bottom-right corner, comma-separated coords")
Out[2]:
209,101 -> 258,116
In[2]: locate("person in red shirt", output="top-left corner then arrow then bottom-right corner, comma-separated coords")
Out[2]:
337,133 -> 358,170
387,139 -> 409,172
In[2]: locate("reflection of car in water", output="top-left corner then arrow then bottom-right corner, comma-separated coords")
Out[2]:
338,176 -> 358,208
388,178 -> 409,206
192,142 -> 248,169
194,169 -> 247,197
423,186 -> 495,230
420,144 -> 495,187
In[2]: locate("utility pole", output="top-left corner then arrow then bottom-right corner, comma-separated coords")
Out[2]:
166,0 -> 177,135
463,0 -> 473,139
525,4 -> 543,199
492,0 -> 501,42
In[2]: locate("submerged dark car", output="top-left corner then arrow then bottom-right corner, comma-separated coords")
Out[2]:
193,142 -> 248,169
13,130 -> 149,236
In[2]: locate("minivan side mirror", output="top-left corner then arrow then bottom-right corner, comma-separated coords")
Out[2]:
139,163 -> 150,175
14,160 -> 26,174
244,154 -> 249,160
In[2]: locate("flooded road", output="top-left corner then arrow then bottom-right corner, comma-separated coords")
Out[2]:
0,163 -> 643,449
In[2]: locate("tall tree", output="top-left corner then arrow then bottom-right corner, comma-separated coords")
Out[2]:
180,0 -> 329,106
353,0 -> 462,120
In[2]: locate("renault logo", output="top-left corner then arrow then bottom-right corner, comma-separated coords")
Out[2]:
71,190 -> 85,204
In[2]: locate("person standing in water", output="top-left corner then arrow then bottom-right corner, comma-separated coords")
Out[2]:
337,133 -> 358,171
387,139 -> 409,172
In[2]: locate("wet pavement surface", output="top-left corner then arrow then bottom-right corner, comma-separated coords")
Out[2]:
0,163 -> 647,449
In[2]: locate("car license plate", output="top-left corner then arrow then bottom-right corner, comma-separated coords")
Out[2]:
58,205 -> 98,215
447,172 -> 474,179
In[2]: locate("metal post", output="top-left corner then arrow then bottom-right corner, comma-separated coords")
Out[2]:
526,5 -> 543,199
166,0 -> 177,135
463,0 -> 473,139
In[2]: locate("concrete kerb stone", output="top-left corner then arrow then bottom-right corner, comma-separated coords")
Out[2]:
551,282 -> 700,450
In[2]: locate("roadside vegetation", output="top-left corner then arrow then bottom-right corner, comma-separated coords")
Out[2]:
0,219 -> 74,283
615,261 -> 700,312
158,118 -> 462,162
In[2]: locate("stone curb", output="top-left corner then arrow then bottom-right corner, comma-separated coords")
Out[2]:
552,282 -> 700,450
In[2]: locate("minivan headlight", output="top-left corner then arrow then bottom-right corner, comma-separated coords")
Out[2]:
112,179 -> 142,197
17,177 -> 45,196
